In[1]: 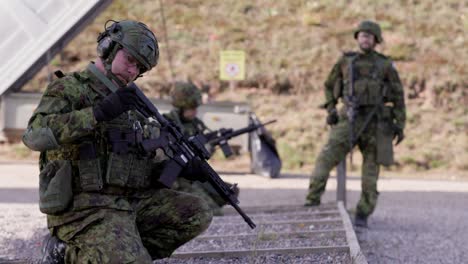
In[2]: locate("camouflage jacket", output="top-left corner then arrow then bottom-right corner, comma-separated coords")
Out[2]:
323,50 -> 406,130
23,63 -> 166,227
163,109 -> 209,137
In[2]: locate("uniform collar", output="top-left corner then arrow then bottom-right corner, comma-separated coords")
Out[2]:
83,62 -> 113,96
356,50 -> 378,60
360,49 -> 376,55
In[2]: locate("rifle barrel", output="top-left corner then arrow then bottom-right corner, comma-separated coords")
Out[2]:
210,120 -> 276,146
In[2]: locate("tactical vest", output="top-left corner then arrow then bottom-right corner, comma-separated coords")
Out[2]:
78,112 -> 163,193
46,72 -> 164,194
341,52 -> 387,106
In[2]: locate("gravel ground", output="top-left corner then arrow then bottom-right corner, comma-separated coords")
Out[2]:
1,164 -> 468,263
154,252 -> 351,264
204,222 -> 343,237
211,211 -> 340,224
178,233 -> 347,252
0,204 -> 47,262
357,191 -> 468,264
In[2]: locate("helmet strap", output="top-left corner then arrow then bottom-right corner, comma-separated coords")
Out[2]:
102,43 -> 127,88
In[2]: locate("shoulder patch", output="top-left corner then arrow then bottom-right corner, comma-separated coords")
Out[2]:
45,72 -> 84,98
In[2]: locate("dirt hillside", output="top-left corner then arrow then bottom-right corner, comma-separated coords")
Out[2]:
13,0 -> 468,177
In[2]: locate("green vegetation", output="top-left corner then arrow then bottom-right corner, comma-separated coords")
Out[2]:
20,0 -> 468,176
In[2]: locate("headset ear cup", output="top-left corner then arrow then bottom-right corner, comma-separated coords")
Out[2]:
97,36 -> 114,59
97,21 -> 121,60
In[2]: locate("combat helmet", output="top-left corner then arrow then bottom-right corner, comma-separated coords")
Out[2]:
97,20 -> 159,74
171,82 -> 202,109
354,20 -> 383,43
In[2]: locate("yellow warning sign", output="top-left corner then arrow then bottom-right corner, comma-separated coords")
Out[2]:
220,50 -> 245,81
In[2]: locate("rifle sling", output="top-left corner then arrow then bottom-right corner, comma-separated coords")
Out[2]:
351,84 -> 389,146
87,63 -> 119,95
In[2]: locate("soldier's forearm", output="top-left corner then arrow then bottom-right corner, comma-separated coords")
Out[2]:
392,93 -> 406,130
392,109 -> 406,130
323,90 -> 337,111
28,107 -> 97,146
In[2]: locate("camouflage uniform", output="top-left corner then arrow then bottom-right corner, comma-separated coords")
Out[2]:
164,82 -> 238,216
23,21 -> 212,263
306,21 -> 406,219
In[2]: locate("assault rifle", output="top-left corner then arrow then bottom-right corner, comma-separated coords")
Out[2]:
202,120 -> 276,158
129,83 -> 256,229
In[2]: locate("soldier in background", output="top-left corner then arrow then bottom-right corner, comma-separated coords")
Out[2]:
164,82 -> 208,137
305,20 -> 406,227
23,20 -> 212,263
164,82 -> 239,216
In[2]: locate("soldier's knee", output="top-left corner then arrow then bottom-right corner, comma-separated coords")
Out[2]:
314,151 -> 346,174
311,163 -> 332,182
182,194 -> 213,232
194,196 -> 214,229
362,160 -> 379,173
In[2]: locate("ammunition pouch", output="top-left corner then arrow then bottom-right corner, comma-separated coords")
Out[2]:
376,106 -> 394,166
76,136 -> 153,192
353,79 -> 383,106
77,143 -> 103,191
107,128 -> 143,155
105,152 -> 152,189
39,160 -> 73,215
100,127 -> 153,189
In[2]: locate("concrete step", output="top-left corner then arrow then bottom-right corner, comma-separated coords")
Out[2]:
157,202 -> 367,264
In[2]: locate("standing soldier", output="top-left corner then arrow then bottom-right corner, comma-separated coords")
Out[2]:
164,82 -> 239,216
305,20 -> 406,227
23,20 -> 212,263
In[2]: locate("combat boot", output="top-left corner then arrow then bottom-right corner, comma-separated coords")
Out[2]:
304,199 -> 320,207
41,234 -> 66,264
354,213 -> 368,228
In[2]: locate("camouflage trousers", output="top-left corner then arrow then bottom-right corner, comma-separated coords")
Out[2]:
306,116 -> 380,217
53,188 -> 212,263
174,178 -> 239,216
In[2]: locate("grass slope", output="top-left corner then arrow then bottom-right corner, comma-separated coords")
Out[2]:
18,0 -> 468,176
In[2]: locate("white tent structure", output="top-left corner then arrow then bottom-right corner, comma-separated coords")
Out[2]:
0,0 -> 112,95
0,0 -> 112,141
0,0 -> 251,154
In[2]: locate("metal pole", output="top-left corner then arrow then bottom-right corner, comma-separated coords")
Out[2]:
0,95 -> 6,142
158,0 -> 175,82
46,50 -> 52,83
336,159 -> 346,207
229,80 -> 235,92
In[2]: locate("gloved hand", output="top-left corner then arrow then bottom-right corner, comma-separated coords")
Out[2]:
393,125 -> 404,145
93,87 -> 142,122
180,158 -> 208,182
326,108 -> 339,125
